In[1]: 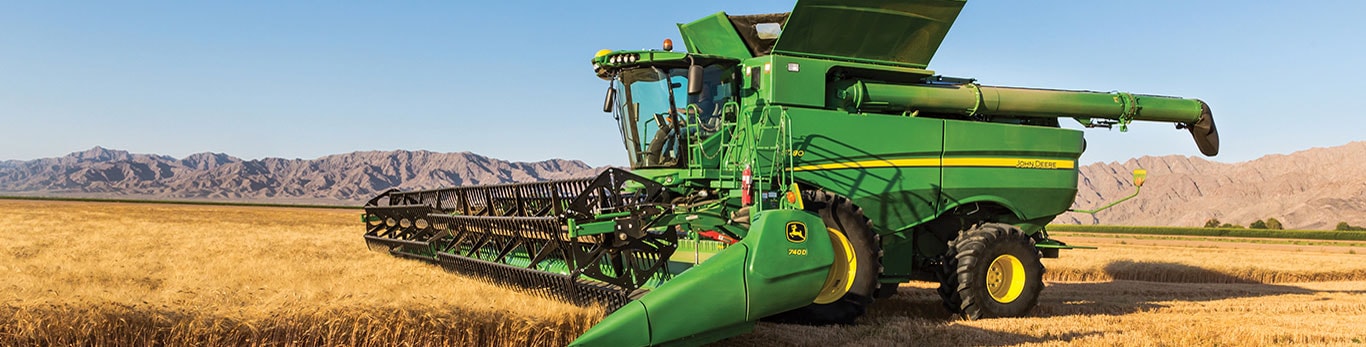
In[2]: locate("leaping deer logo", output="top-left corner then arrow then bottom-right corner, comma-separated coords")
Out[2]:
785,222 -> 807,243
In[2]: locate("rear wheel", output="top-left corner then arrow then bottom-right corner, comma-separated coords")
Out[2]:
938,223 -> 1044,319
765,191 -> 880,325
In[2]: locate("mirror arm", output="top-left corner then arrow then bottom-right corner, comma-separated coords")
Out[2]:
1069,169 -> 1147,215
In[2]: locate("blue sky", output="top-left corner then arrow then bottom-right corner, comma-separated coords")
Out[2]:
2,1 -> 1363,166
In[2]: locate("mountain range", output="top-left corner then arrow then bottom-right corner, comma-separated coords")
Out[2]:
0,147 -> 599,205
1060,141 -> 1366,230
2,143 -> 1363,229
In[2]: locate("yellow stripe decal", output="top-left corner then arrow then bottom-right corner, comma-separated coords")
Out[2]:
790,158 -> 939,171
791,157 -> 1074,172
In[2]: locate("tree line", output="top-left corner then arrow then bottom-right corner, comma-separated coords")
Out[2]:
1203,218 -> 1364,231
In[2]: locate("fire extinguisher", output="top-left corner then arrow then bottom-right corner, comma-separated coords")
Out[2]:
741,164 -> 752,206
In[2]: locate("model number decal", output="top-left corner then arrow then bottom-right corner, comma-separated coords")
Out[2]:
788,248 -> 808,256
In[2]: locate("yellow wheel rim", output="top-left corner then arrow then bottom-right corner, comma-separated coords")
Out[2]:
813,228 -> 857,304
986,254 -> 1026,303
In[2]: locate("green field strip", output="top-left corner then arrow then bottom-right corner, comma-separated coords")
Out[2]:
1048,224 -> 1366,242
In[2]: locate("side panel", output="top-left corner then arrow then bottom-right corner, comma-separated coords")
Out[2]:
767,55 -> 829,109
939,119 -> 1085,225
787,108 -> 944,234
761,55 -> 936,111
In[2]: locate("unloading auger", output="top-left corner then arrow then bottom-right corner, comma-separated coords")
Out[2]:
363,0 -> 1222,345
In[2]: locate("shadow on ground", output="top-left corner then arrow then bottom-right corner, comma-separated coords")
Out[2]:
714,261 -> 1365,346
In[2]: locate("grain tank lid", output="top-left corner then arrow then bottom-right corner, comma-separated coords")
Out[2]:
728,13 -> 790,57
678,12 -> 790,59
773,0 -> 967,68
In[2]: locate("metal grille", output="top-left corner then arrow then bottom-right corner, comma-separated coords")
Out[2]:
361,169 -> 674,312
370,177 -> 594,217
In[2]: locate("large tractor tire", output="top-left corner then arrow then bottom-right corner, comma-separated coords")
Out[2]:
938,223 -> 1045,320
766,191 -> 881,325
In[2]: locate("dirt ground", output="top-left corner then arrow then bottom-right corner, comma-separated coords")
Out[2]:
717,234 -> 1366,346
720,280 -> 1366,346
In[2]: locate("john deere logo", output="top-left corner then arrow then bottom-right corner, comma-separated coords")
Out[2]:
786,222 -> 807,243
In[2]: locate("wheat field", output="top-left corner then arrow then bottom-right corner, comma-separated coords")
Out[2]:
2,199 -> 1364,346
0,200 -> 600,346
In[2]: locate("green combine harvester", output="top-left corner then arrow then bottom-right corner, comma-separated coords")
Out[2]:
362,0 -> 1220,345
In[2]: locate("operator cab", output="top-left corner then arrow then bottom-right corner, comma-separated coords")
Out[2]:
598,50 -> 739,169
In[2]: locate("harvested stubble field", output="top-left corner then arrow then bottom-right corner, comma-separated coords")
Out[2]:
2,199 -> 1364,346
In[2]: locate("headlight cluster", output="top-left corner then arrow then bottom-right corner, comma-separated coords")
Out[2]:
608,54 -> 640,64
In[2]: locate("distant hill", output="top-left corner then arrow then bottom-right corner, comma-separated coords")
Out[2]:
1060,141 -> 1366,230
0,147 -> 600,204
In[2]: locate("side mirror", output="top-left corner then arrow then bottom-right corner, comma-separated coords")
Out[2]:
603,83 -> 616,113
1132,169 -> 1147,187
687,64 -> 703,95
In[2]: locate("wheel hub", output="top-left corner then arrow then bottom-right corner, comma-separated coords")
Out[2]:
986,254 -> 1026,303
813,227 -> 857,304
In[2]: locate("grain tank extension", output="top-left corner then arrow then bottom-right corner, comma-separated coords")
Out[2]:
361,0 -> 1221,345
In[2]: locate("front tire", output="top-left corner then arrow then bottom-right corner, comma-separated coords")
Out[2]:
765,191 -> 880,325
938,223 -> 1044,319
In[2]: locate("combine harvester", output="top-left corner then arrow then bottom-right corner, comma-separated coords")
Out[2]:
362,0 -> 1220,345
